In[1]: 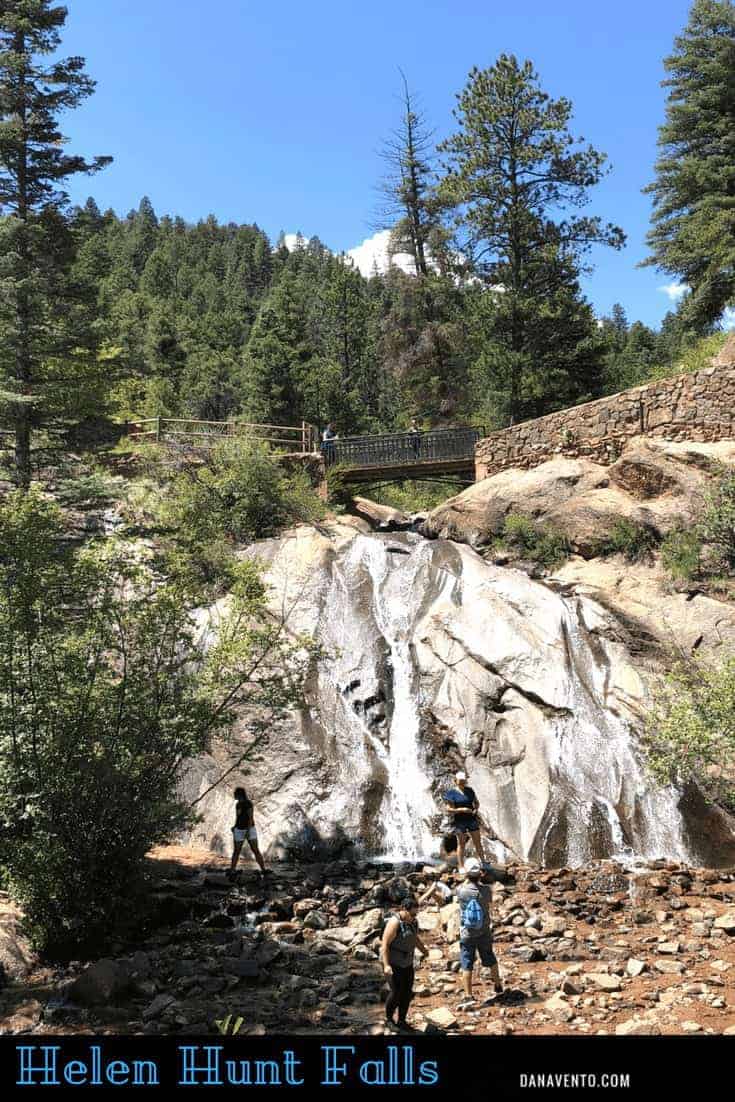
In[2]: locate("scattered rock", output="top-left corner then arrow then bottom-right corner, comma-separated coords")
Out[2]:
655,960 -> 685,975
0,999 -> 42,1034
587,973 -> 622,992
69,959 -> 128,1007
425,1007 -> 457,1030
545,994 -> 574,1022
142,994 -> 176,1022
658,942 -> 681,955
615,1018 -> 661,1036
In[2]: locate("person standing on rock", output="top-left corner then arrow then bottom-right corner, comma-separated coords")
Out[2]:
228,787 -> 266,879
380,895 -> 428,1032
442,770 -> 485,872
421,857 -> 501,1009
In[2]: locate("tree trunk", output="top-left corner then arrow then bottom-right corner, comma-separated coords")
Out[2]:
13,29 -> 32,488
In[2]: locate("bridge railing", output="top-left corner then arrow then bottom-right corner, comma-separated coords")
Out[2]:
325,426 -> 483,468
127,418 -> 317,453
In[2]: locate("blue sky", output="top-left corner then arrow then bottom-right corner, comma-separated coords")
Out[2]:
59,0 -> 697,327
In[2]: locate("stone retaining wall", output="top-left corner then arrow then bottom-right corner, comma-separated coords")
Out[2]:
475,365 -> 735,480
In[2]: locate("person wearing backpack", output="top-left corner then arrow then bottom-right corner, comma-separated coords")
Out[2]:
379,895 -> 428,1032
421,857 -> 501,1008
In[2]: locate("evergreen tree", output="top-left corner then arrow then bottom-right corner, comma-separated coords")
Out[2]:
608,321 -> 660,392
643,0 -> 735,328
372,74 -> 470,426
0,1 -> 111,485
376,73 -> 443,276
438,55 -> 624,424
240,268 -> 313,426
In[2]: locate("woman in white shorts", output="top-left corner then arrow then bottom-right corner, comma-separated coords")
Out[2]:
228,786 -> 266,877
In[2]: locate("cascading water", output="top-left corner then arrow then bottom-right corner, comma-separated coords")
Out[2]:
330,535 -> 437,859
546,600 -> 691,866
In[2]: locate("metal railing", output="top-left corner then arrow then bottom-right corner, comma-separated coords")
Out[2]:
323,426 -> 483,469
126,418 -> 481,473
127,418 -> 317,453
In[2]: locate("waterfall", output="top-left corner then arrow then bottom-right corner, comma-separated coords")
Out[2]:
545,600 -> 690,865
187,522 -> 723,866
337,536 -> 437,859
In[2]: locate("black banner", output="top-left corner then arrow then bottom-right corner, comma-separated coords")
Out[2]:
0,1034 -> 721,1097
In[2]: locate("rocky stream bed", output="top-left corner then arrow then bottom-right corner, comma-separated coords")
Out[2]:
3,845 -> 735,1038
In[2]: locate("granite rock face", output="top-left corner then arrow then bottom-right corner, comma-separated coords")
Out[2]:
178,519 -> 735,868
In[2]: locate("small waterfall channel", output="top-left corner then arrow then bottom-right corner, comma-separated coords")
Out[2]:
536,600 -> 690,866
322,534 -> 438,860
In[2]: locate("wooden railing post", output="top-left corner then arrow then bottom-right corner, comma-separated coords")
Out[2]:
156,416 -> 161,442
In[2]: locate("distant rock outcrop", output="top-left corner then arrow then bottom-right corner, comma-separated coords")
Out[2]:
423,436 -> 735,557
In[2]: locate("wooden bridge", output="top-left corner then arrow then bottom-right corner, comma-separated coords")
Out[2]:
128,418 -> 318,453
128,418 -> 480,483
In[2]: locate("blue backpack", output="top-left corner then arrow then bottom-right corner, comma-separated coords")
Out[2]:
461,895 -> 485,931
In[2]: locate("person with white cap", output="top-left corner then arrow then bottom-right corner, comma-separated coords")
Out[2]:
442,769 -> 485,873
420,857 -> 501,1009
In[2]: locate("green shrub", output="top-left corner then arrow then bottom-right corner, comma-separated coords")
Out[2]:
54,469 -> 120,508
369,480 -> 463,514
324,463 -> 354,511
644,652 -> 735,813
161,438 -> 325,562
661,527 -> 703,582
501,512 -> 538,553
701,467 -> 735,572
497,512 -> 570,569
0,490 -> 315,954
598,518 -> 660,563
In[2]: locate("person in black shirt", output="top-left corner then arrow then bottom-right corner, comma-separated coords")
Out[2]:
228,786 -> 266,878
442,770 -> 485,872
408,418 -> 422,460
380,895 -> 428,1031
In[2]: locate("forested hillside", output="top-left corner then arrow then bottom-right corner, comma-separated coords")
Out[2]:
1,1 -> 731,484
64,197 -> 722,446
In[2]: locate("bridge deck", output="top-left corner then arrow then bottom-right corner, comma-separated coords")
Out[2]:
341,457 -> 476,484
127,418 -> 480,483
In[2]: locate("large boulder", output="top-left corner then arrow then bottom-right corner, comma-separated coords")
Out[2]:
351,498 -> 413,532
69,959 -> 130,1007
552,554 -> 735,658
422,437 -> 735,556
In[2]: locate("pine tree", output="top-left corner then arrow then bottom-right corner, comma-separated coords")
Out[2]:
0,1 -> 111,485
643,0 -> 735,327
240,269 -> 313,426
376,73 -> 442,277
438,55 -> 624,424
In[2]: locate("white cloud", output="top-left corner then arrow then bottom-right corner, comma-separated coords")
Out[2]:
659,282 -> 688,302
282,232 -> 304,252
346,230 -> 416,278
724,307 -> 735,331
281,228 -> 416,278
